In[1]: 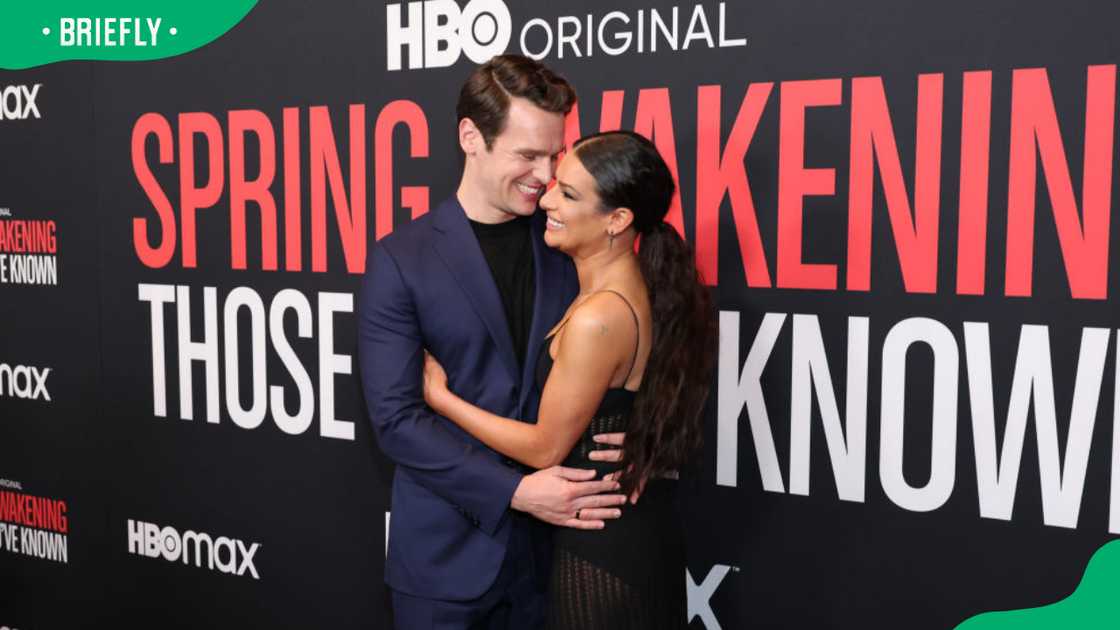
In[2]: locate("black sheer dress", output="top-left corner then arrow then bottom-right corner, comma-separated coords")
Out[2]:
535,291 -> 687,630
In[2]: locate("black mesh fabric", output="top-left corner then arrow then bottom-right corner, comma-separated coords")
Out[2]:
535,295 -> 687,628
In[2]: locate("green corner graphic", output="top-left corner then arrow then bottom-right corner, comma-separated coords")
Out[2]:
956,540 -> 1120,630
0,1 -> 257,70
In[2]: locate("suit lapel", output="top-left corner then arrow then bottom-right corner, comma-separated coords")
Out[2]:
431,199 -> 520,384
518,212 -> 572,413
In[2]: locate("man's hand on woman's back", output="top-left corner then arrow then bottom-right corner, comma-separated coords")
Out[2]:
511,466 -> 626,529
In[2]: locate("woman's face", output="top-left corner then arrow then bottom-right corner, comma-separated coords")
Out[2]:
539,153 -> 613,255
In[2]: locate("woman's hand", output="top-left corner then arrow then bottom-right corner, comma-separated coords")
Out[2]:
422,351 -> 450,413
595,433 -> 646,504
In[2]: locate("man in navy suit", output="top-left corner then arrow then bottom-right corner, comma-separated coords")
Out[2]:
359,55 -> 628,629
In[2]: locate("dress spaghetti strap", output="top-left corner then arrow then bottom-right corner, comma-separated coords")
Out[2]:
593,289 -> 641,384
547,289 -> 642,385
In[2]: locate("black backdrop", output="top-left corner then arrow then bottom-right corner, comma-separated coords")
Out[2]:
2,1 -> 1119,628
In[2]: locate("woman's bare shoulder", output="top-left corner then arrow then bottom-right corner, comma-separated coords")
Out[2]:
563,290 -> 639,343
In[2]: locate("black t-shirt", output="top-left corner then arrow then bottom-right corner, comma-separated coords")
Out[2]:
469,216 -> 536,368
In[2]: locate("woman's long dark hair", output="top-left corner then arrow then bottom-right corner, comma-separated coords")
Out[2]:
573,130 -> 717,493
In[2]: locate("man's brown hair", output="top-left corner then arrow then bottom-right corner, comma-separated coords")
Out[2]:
456,54 -> 576,149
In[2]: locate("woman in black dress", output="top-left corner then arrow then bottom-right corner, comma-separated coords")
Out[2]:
422,130 -> 716,629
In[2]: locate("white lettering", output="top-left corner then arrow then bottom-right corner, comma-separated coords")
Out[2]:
270,290 -> 315,435
0,363 -> 51,401
717,312 -> 785,491
224,287 -> 268,430
718,3 -> 747,46
386,2 -> 423,71
138,284 -> 354,440
139,283 -> 175,417
129,521 -> 259,579
387,0 -> 512,70
879,318 -> 959,513
60,18 -> 75,46
318,292 -> 355,440
423,0 -> 461,69
597,12 -> 631,56
177,285 -> 220,422
0,85 -> 40,121
556,16 -> 582,59
520,18 -> 552,60
682,5 -> 714,50
146,17 -> 161,46
687,564 -> 731,629
789,315 -> 868,502
965,323 -> 1108,528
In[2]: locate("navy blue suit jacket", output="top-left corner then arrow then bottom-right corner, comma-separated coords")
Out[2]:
358,197 -> 578,600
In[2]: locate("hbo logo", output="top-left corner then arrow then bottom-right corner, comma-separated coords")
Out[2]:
387,0 -> 511,70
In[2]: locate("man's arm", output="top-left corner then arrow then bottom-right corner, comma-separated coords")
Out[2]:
359,245 -> 623,532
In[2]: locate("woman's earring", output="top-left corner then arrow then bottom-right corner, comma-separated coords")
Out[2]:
608,230 -> 615,249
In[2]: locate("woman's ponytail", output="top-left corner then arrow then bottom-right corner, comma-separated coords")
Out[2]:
573,131 -> 717,494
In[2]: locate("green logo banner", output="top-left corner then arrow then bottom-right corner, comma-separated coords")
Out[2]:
956,540 -> 1120,629
0,0 -> 257,70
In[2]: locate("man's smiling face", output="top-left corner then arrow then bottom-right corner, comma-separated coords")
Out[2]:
467,96 -> 566,220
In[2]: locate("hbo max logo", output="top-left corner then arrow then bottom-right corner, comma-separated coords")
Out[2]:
387,0 -> 511,70
0,363 -> 51,402
0,84 -> 41,121
127,519 -> 261,579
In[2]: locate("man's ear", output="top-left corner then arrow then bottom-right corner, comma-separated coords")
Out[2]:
459,117 -> 483,155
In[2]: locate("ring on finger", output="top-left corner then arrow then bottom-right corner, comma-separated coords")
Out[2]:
575,508 -> 582,520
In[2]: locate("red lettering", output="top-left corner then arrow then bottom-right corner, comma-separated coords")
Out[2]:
44,221 -> 56,254
131,113 -> 177,268
1006,66 -> 1115,299
178,112 -> 225,268
696,83 -> 773,287
228,110 -> 278,270
0,492 -> 67,534
777,78 -> 841,290
0,220 -> 56,254
847,74 -> 943,293
600,90 -> 625,132
310,105 -> 366,274
957,71 -> 993,295
563,102 -> 582,151
283,107 -> 302,271
375,100 -> 430,241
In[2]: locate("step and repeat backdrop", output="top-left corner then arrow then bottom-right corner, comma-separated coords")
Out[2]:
2,1 -> 1119,628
